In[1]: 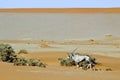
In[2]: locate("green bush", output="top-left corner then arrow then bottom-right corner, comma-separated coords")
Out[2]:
28,58 -> 46,68
13,57 -> 46,68
13,57 -> 29,66
58,58 -> 76,66
0,43 -> 46,68
58,58 -> 66,66
0,43 -> 16,62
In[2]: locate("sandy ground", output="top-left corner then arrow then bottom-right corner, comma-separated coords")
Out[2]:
0,52 -> 120,80
0,40 -> 120,80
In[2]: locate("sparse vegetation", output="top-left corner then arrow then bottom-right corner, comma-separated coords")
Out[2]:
0,43 -> 46,68
88,39 -> 94,42
18,49 -> 28,54
105,68 -> 112,71
27,58 -> 46,68
13,57 -> 46,68
0,43 -> 16,62
58,58 -> 76,66
105,34 -> 112,37
13,57 -> 28,66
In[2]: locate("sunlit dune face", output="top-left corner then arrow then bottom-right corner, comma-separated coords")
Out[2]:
0,8 -> 120,13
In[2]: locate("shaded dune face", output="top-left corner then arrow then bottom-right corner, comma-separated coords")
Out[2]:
0,8 -> 120,40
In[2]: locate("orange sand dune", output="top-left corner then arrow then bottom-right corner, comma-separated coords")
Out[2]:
0,8 -> 120,13
0,51 -> 120,80
26,52 -> 120,71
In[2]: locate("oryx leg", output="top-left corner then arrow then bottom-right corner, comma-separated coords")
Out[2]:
87,63 -> 92,69
87,63 -> 96,71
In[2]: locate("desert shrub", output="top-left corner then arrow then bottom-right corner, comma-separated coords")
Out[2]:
29,59 -> 46,68
0,56 -> 2,61
58,58 -> 76,66
18,49 -> 28,54
14,57 -> 46,68
13,57 -> 29,66
65,58 -> 76,66
58,58 -> 66,66
0,43 -> 46,68
88,39 -> 94,42
27,58 -> 35,66
105,34 -> 112,37
0,43 -> 16,62
105,68 -> 112,71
